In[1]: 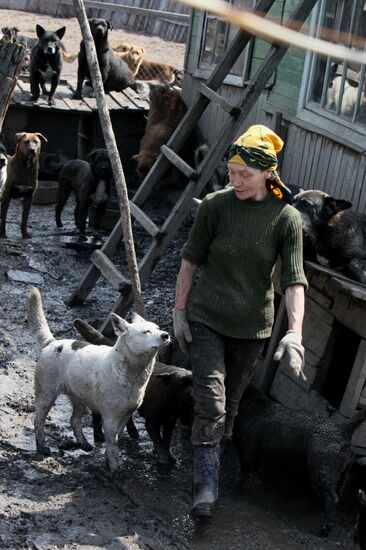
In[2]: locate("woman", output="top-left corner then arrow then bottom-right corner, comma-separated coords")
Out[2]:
173,124 -> 308,521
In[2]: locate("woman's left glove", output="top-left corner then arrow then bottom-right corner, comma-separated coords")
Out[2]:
173,308 -> 192,356
273,330 -> 306,380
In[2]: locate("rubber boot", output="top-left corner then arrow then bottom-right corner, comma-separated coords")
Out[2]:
191,445 -> 220,521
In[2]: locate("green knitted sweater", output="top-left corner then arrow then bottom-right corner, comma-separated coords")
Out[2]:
181,188 -> 308,339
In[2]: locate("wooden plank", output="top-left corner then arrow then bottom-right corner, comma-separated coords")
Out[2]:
198,83 -> 241,116
120,88 -> 149,110
339,340 -> 366,417
330,278 -> 366,302
317,138 -> 333,192
160,145 -> 197,179
129,202 -> 161,237
91,250 -> 129,290
107,91 -> 136,110
305,261 -> 366,301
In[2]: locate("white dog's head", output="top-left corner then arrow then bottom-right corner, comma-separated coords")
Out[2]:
111,312 -> 170,358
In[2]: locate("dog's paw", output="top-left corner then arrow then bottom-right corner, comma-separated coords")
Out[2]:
36,444 -> 51,456
48,98 -> 55,107
21,231 -> 31,239
72,92 -> 82,100
30,95 -> 39,103
80,441 -> 93,452
0,231 -> 7,239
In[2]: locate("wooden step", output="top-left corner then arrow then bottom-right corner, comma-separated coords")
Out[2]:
129,202 -> 161,237
199,83 -> 241,117
160,145 -> 199,180
91,250 -> 129,291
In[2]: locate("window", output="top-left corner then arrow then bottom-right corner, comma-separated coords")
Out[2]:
198,0 -> 255,81
305,0 -> 366,126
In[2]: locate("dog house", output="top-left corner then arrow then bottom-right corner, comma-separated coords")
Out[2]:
3,74 -> 149,186
256,261 -> 366,456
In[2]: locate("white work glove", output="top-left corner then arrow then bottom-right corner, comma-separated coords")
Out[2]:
173,308 -> 192,356
273,330 -> 306,380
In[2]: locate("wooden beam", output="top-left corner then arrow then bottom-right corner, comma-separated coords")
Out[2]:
91,250 -> 129,291
160,145 -> 198,180
199,83 -> 241,117
0,42 -> 25,132
129,202 -> 161,237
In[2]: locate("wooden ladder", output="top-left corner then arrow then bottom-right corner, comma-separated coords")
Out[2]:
68,0 -> 318,331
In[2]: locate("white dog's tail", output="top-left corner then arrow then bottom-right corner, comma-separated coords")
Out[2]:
27,287 -> 54,348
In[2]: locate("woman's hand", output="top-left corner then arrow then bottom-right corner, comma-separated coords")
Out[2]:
274,330 -> 306,380
173,308 -> 192,355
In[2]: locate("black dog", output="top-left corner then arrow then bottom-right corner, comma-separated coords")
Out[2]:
73,18 -> 136,100
1,26 -> 19,44
233,384 -> 366,536
292,190 -> 366,283
73,318 -> 194,471
30,24 -> 65,106
355,489 -> 366,549
54,149 -> 113,236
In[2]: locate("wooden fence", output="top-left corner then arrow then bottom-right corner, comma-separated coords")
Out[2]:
0,0 -> 191,43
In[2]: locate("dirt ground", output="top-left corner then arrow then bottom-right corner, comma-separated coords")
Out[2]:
0,7 -> 364,550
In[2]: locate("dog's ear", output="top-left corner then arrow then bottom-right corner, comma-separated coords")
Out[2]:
132,312 -> 146,323
323,196 -> 352,218
139,47 -> 146,55
1,27 -> 8,34
35,133 -> 48,143
86,150 -> 97,164
110,313 -> 129,337
56,27 -> 66,40
36,25 -> 46,38
15,132 -> 26,143
107,20 -> 113,30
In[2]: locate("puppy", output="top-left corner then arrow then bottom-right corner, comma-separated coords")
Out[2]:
30,24 -> 66,106
0,132 -> 47,238
355,489 -> 366,550
73,318 -> 193,471
73,18 -> 136,100
55,148 -> 113,236
233,384 -> 366,536
28,287 -> 169,476
292,190 -> 366,283
1,26 -> 19,44
0,135 -> 8,198
115,45 -> 146,76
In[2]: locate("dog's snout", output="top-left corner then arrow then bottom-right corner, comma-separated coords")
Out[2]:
161,332 -> 170,342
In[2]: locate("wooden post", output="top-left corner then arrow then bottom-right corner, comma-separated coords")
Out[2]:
0,42 -> 25,132
72,0 -> 147,319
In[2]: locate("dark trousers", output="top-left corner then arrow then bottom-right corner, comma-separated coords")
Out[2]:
190,322 -> 265,447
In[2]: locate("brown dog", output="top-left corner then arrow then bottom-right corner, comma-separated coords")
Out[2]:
135,59 -> 176,84
0,132 -> 47,238
115,45 -> 146,76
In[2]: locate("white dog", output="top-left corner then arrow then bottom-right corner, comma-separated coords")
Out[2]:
0,138 -> 8,198
27,287 -> 170,475
326,76 -> 366,114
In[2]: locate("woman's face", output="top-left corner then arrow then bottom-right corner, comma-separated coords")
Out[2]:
227,162 -> 271,201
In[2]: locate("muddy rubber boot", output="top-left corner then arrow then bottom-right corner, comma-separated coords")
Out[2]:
191,445 -> 220,521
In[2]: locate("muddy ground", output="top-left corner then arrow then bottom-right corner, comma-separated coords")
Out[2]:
0,7 -> 364,550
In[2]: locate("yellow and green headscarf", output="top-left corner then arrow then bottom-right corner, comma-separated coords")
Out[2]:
228,124 -> 292,202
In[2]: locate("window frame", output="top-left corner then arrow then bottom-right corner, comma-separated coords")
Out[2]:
192,2 -> 255,87
297,0 -> 366,147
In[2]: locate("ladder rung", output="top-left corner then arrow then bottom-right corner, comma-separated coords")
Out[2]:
91,250 -> 129,291
199,83 -> 241,117
129,202 -> 161,237
160,145 -> 199,180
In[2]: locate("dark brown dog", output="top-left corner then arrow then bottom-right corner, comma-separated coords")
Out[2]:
292,190 -> 366,283
132,83 -> 187,179
0,132 -> 47,238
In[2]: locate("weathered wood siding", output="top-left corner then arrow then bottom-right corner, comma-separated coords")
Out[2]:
0,0 -> 190,43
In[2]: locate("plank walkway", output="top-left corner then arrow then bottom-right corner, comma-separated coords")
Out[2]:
10,74 -> 150,114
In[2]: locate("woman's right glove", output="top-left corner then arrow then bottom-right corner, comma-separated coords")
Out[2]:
173,308 -> 192,355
